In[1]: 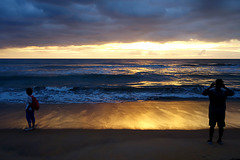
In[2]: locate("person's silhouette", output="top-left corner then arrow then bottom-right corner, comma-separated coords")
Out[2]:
202,79 -> 234,144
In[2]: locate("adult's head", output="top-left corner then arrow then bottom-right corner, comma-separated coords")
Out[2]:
215,79 -> 224,89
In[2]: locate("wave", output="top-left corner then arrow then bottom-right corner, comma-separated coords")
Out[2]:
0,85 -> 239,104
1,59 -> 239,104
0,74 -> 174,88
181,63 -> 239,67
37,64 -> 167,69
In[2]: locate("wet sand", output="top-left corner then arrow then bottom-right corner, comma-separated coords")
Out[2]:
0,100 -> 240,159
0,100 -> 240,129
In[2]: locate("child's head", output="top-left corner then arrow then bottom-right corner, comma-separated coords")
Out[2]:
26,88 -> 33,96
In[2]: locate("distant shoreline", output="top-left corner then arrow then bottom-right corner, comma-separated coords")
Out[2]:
0,97 -> 239,105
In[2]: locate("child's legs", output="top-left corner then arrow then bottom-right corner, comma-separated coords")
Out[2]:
26,110 -> 35,127
26,110 -> 32,127
30,110 -> 35,127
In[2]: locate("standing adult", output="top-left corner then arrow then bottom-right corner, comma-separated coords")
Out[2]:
202,79 -> 234,144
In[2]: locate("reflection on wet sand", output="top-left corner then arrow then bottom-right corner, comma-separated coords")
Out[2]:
34,101 -> 208,129
1,101 -> 239,130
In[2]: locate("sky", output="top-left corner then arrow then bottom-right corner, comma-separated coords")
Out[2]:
0,0 -> 240,59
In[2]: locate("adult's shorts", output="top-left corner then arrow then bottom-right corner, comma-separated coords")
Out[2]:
209,111 -> 225,127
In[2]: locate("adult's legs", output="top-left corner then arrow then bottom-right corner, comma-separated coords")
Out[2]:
209,126 -> 214,142
208,112 -> 216,143
217,113 -> 225,143
218,127 -> 224,143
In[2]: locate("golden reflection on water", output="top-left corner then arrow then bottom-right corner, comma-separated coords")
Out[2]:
127,79 -> 213,87
127,81 -> 182,87
107,65 -> 220,87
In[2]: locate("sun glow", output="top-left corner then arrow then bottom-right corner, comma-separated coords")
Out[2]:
118,41 -> 219,51
1,39 -> 240,59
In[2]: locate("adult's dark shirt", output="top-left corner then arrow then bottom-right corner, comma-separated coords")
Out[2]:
202,88 -> 234,114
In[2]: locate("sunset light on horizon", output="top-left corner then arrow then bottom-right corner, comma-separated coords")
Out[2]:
0,0 -> 240,59
1,39 -> 240,59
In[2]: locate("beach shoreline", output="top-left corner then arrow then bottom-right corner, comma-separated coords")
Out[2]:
1,100 -> 240,159
0,100 -> 240,129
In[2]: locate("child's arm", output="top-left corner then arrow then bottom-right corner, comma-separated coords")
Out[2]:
25,96 -> 32,110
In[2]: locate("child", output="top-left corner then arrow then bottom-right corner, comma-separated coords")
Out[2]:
25,88 -> 35,131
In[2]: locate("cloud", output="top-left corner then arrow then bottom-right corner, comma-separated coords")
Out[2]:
198,49 -> 206,55
98,1 -> 166,18
0,0 -> 240,48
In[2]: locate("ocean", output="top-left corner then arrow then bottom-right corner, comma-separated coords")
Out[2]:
0,59 -> 239,104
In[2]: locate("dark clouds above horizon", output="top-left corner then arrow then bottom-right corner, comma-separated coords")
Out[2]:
0,0 -> 240,48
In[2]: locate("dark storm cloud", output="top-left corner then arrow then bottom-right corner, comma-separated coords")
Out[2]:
0,0 -> 240,48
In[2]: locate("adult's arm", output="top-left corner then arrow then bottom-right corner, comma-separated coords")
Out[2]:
202,83 -> 214,96
222,85 -> 234,96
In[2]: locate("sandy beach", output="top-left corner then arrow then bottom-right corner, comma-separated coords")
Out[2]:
1,100 -> 240,159
1,129 -> 240,160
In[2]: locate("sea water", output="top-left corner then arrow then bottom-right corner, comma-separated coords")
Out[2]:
0,59 -> 239,104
